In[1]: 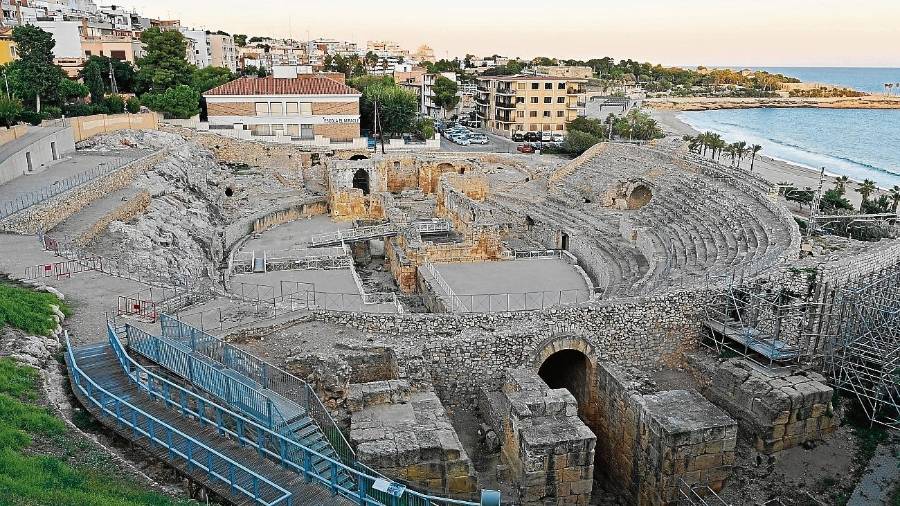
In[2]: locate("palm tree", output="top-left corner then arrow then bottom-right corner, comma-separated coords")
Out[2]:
749,144 -> 762,172
726,144 -> 738,166
855,179 -> 877,211
734,141 -> 748,168
889,185 -> 900,213
834,175 -> 850,193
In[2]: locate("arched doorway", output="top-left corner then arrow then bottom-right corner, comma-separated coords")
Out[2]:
538,349 -> 592,410
352,168 -> 370,195
626,184 -> 652,209
349,154 -> 369,161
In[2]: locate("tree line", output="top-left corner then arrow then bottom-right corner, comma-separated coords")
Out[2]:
0,25 -> 240,126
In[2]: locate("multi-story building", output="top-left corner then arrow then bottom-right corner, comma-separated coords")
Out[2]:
402,72 -> 459,119
366,40 -> 408,60
410,44 -> 435,63
475,75 -> 587,137
203,69 -> 364,148
180,29 -> 211,68
208,33 -> 237,72
0,27 -> 14,65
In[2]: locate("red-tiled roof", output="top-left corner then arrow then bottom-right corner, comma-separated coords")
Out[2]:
203,76 -> 360,97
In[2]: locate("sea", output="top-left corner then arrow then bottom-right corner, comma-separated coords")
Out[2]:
677,67 -> 900,189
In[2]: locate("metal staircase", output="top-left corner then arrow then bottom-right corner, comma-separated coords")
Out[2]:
67,321 -> 498,505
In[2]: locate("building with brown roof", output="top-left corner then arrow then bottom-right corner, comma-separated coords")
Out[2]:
202,69 -> 364,148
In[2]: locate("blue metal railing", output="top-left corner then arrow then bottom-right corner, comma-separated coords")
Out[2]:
100,323 -> 487,506
64,332 -> 294,506
157,314 -> 358,467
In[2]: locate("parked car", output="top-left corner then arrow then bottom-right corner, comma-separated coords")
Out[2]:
524,131 -> 540,142
469,134 -> 489,145
517,144 -> 535,153
512,132 -> 525,142
541,131 -> 552,142
551,133 -> 565,142
453,136 -> 471,146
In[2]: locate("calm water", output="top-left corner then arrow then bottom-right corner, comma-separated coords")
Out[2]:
679,108 -> 900,188
757,67 -> 900,94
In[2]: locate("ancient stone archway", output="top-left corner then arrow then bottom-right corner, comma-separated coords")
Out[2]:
626,184 -> 652,209
352,168 -> 370,195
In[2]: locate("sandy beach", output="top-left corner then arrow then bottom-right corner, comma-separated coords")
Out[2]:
650,109 -> 885,210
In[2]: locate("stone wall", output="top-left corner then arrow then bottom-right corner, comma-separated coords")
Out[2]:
312,288 -> 714,406
594,362 -> 736,505
75,191 -> 151,246
0,124 -> 29,146
491,368 -> 596,506
251,200 -> 328,234
172,127 -> 315,169
687,355 -> 838,454
62,112 -> 160,142
0,150 -> 167,235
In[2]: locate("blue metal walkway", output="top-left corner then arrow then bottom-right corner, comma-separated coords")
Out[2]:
66,320 -> 495,506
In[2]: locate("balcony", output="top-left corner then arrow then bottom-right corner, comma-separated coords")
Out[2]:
495,87 -> 516,96
495,100 -> 517,109
567,87 -> 587,95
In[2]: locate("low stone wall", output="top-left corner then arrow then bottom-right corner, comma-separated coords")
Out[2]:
0,150 -> 167,235
313,288 -> 714,406
51,112 -> 160,142
222,197 -> 327,259
75,191 -> 151,246
0,124 -> 30,146
594,362 -> 736,505
547,142 -> 606,188
688,355 -> 838,454
251,200 -> 328,234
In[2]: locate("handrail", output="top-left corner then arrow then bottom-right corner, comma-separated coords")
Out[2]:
157,314 -> 357,465
64,332 -> 293,506
100,323 -> 485,506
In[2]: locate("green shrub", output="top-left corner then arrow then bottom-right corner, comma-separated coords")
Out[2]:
104,94 -> 125,114
18,110 -> 46,125
562,130 -> 601,155
126,96 -> 141,114
141,85 -> 199,119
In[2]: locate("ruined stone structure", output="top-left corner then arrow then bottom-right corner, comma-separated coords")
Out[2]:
10,126 -> 897,506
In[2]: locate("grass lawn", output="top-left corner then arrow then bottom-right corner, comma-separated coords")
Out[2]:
0,282 -> 72,336
0,281 -> 196,505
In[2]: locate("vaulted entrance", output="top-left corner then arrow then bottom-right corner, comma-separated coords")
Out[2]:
352,168 -> 370,195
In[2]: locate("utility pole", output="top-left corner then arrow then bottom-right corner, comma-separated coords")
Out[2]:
109,60 -> 118,94
375,99 -> 386,154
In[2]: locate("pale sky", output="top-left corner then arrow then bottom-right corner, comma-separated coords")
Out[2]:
109,0 -> 900,67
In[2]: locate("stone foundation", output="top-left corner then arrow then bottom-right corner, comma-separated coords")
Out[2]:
349,384 -> 477,498
489,368 -> 596,506
688,355 -> 838,454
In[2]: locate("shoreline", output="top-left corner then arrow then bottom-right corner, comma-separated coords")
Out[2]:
644,95 -> 900,111
650,110 -> 888,209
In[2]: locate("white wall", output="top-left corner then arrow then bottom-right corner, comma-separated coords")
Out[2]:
0,127 -> 76,186
35,21 -> 82,59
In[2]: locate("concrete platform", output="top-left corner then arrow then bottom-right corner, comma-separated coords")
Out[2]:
239,215 -> 350,258
433,259 -> 591,312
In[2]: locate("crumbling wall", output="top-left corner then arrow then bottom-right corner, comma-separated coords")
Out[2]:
594,363 -> 737,505
491,368 -> 595,506
251,200 -> 328,234
687,356 -> 838,454
75,191 -> 151,246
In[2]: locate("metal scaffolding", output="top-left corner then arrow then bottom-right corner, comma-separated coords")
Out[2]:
702,272 -> 841,370
828,263 -> 900,429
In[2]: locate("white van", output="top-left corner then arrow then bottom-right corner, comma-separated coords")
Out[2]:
541,131 -> 552,142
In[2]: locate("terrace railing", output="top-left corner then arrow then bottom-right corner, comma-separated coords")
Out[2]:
308,223 -> 399,248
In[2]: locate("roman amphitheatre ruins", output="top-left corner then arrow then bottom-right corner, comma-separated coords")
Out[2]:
0,115 -> 898,506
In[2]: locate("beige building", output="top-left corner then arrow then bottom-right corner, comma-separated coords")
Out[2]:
208,33 -> 237,72
475,75 -> 587,137
203,71 -> 365,149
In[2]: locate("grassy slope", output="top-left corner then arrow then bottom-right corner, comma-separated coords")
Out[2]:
0,281 -> 195,505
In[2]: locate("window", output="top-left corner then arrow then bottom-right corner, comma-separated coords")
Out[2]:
557,97 -> 565,103
544,82 -> 552,90
250,124 -> 272,136
84,50 -> 92,57
543,97 -> 552,103
557,111 -> 565,117
530,124 -> 539,131
529,111 -> 537,117
255,103 -> 270,116
556,125 -> 564,131
516,97 -> 524,104
558,82 -> 566,89
110,50 -> 127,61
531,82 -> 539,90
272,124 -> 285,135
300,124 -> 314,139
543,111 -> 551,117
286,102 -> 299,114
270,102 -> 284,115
517,111 -> 525,117
530,97 -> 539,104
286,124 -> 300,137
299,102 -> 312,116
517,82 -> 526,90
